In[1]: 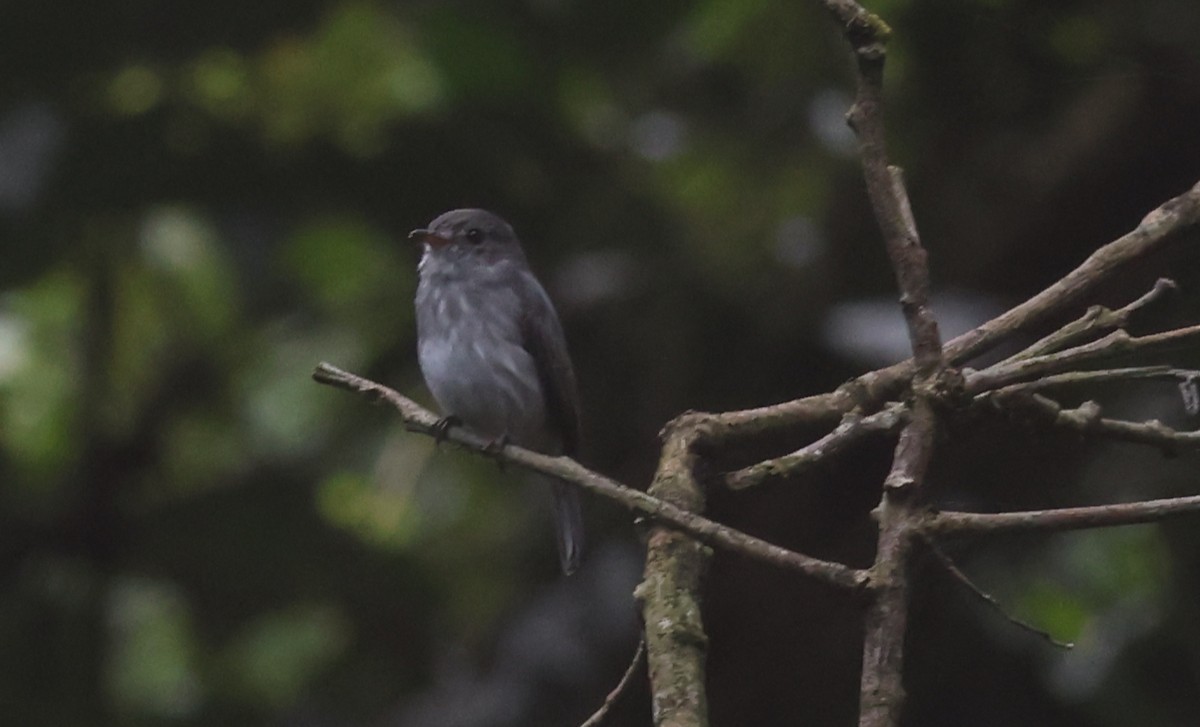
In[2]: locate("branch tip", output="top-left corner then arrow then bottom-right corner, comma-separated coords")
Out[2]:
578,635 -> 647,727
926,540 -> 1073,650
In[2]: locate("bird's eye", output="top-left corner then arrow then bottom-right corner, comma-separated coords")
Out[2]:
465,228 -> 484,244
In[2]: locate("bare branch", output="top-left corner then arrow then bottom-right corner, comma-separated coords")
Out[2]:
724,364 -> 1200,493
846,70 -> 943,373
827,3 -> 948,725
724,403 -> 908,490
1011,278 -> 1178,361
578,636 -> 646,727
312,362 -> 867,588
888,167 -> 944,373
965,324 -> 1200,394
924,538 -> 1073,649
858,406 -> 936,727
848,154 -> 1196,727
880,404 -> 937,495
982,365 -> 1199,394
941,181 -> 1200,367
693,390 -> 858,446
978,390 -> 1200,451
636,425 -> 711,727
688,181 -> 1200,452
924,493 -> 1200,537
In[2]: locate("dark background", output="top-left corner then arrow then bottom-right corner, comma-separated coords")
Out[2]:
2,1 -> 1200,725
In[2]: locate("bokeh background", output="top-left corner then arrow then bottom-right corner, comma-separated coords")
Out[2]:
3,0 -> 1200,725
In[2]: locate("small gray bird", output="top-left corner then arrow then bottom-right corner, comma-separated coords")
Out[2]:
410,209 -> 584,574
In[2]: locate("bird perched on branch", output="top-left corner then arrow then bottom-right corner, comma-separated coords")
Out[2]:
410,209 -> 584,574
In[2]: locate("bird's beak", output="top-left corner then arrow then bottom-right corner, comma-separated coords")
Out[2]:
408,228 -> 452,248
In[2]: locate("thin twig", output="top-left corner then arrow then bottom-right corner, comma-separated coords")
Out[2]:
578,635 -> 647,727
924,493 -> 1200,537
979,391 -> 1200,452
685,390 -> 858,448
1009,278 -> 1178,361
726,363 -> 1200,493
312,362 -> 868,589
924,538 -> 1073,649
965,324 -> 1200,394
691,182 -> 1200,449
982,365 -> 1200,394
724,403 -> 909,490
888,167 -> 944,373
940,181 -> 1200,369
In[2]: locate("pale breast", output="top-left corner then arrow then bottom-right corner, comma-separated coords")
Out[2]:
416,274 -> 548,447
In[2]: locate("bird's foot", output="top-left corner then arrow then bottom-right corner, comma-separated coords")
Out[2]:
431,415 -> 462,443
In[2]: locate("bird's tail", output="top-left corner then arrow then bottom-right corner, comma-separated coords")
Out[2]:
550,480 -> 584,575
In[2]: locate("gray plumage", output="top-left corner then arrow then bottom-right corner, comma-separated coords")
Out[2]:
411,209 -> 584,574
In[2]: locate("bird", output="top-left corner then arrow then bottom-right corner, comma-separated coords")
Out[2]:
409,208 -> 584,574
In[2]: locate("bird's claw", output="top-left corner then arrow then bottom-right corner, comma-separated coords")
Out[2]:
431,415 -> 462,443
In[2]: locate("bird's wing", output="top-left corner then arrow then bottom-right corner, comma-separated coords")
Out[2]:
518,272 -> 582,457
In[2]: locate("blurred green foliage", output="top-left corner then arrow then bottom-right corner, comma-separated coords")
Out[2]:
2,0 -> 1200,725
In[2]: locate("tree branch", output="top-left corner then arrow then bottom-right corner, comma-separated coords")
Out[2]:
858,402 -> 936,727
1010,277 -> 1178,361
636,425 -> 711,727
978,390 -> 1200,452
689,183 -> 1200,449
940,180 -> 1200,367
311,362 -> 867,588
724,403 -> 908,490
923,538 -> 1073,649
981,365 -> 1200,394
689,389 -> 859,446
965,324 -> 1200,394
831,4 -> 947,725
924,493 -> 1200,537
578,636 -> 646,727
726,363 -> 1200,493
